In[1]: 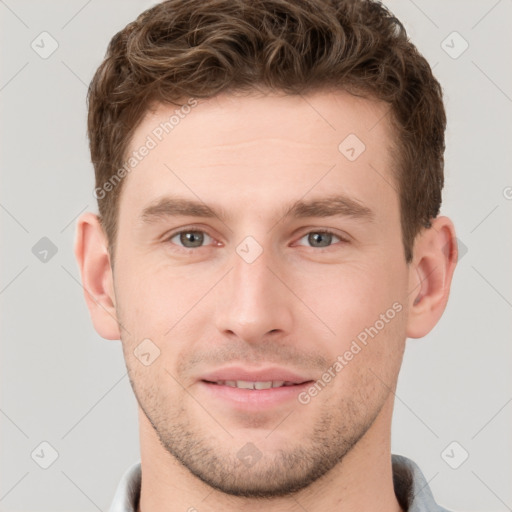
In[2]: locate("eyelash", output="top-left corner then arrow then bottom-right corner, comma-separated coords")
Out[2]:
164,227 -> 349,251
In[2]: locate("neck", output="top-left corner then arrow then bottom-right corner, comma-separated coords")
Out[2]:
136,397 -> 402,512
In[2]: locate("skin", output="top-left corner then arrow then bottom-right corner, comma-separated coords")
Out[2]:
75,90 -> 457,512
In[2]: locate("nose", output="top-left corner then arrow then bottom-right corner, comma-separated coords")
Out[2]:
214,241 -> 293,344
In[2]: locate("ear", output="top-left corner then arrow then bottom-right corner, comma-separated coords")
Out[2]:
74,212 -> 121,340
406,216 -> 458,339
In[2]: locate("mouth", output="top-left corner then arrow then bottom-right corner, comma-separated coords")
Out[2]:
202,379 -> 310,390
199,367 -> 313,385
197,368 -> 315,409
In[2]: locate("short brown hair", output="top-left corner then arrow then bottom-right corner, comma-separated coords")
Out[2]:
87,0 -> 446,264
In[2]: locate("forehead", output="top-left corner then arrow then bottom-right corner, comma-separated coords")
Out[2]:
120,90 -> 398,222
139,89 -> 393,153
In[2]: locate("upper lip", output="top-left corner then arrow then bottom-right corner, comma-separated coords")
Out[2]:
200,367 -> 313,384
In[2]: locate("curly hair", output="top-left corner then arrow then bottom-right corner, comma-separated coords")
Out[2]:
87,0 -> 446,263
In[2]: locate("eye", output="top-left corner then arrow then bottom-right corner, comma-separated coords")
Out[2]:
168,230 -> 214,249
164,228 -> 346,251
296,230 -> 346,248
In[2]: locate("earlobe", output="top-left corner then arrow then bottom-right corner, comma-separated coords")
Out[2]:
406,216 -> 458,339
74,212 -> 121,340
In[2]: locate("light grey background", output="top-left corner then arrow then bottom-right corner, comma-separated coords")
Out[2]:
1,1 -> 511,511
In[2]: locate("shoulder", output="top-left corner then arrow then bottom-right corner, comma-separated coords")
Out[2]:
392,454 -> 454,512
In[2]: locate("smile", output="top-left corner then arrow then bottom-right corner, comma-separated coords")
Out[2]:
205,380 -> 304,389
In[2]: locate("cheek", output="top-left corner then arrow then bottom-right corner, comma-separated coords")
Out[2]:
114,256 -> 190,330
296,255 -> 408,386
299,259 -> 403,334
114,258 -> 221,377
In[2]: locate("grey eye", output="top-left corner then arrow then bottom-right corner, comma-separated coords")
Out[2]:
171,230 -> 212,248
297,231 -> 341,248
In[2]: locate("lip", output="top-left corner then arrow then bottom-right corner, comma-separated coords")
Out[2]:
198,380 -> 313,409
197,366 -> 314,410
199,366 -> 312,384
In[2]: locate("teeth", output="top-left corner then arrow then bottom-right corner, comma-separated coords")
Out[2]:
237,380 -> 258,389
214,380 -> 291,389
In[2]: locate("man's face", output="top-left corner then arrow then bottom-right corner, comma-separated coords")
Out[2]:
113,91 -> 411,496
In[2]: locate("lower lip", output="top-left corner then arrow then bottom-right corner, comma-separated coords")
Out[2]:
198,381 -> 313,409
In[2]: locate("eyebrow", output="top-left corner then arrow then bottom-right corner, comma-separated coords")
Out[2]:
139,194 -> 374,224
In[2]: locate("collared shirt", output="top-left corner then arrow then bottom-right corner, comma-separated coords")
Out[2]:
109,454 -> 452,512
